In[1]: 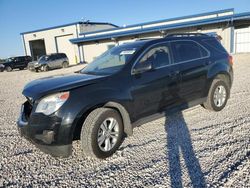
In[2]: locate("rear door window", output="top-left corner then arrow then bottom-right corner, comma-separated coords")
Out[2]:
171,41 -> 208,63
57,54 -> 64,59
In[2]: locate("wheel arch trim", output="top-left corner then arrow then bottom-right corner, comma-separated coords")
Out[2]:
104,102 -> 133,136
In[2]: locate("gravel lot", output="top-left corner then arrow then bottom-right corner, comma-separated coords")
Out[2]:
0,54 -> 249,187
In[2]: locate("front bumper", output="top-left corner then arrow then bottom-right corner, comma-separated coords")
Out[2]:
17,102 -> 72,158
28,64 -> 41,71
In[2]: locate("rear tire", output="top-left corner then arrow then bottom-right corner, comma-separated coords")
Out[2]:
202,79 -> 230,111
6,66 -> 12,72
62,61 -> 69,68
80,108 -> 124,159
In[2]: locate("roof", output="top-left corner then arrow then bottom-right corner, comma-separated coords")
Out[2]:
20,21 -> 118,35
70,9 -> 250,44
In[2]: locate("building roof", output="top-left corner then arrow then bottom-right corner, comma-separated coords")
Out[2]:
20,21 -> 118,35
70,9 -> 250,44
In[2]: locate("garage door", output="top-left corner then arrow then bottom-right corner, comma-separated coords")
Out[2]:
56,34 -> 77,65
235,27 -> 250,53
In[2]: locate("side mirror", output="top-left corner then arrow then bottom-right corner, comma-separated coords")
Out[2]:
133,60 -> 152,74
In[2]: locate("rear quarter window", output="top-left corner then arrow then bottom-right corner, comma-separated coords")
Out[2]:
202,38 -> 227,54
171,40 -> 209,63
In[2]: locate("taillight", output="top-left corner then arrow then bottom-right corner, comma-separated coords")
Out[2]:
228,55 -> 233,66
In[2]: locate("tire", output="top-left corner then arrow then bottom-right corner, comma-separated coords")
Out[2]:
62,61 -> 69,68
19,68 -> 24,70
41,65 -> 49,72
202,79 -> 230,111
6,66 -> 12,72
80,108 -> 124,159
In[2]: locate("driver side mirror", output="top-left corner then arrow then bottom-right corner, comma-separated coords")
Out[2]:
132,60 -> 152,74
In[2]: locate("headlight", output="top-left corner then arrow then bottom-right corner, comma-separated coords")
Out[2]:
35,92 -> 69,115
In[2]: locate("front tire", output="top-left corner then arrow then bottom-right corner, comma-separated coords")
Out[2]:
6,66 -> 12,72
80,108 -> 124,159
41,64 -> 49,72
202,79 -> 230,111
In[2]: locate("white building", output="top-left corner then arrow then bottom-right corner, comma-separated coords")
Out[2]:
22,9 -> 250,64
21,22 -> 117,64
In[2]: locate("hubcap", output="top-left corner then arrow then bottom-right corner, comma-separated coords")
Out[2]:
213,85 -> 227,107
97,118 -> 119,152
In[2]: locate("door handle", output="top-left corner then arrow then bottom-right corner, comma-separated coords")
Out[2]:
205,61 -> 212,65
170,71 -> 180,76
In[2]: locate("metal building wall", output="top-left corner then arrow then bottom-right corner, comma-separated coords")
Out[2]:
23,25 -> 79,64
234,27 -> 250,53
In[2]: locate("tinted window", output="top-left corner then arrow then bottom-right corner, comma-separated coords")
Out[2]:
203,38 -> 227,53
139,44 -> 171,68
16,57 -> 25,62
171,41 -> 208,63
56,54 -> 66,59
54,54 -> 60,59
81,44 -> 140,75
19,57 -> 25,61
50,55 -> 57,60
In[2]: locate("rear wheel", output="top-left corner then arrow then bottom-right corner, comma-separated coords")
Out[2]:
62,61 -> 69,68
80,108 -> 124,159
202,79 -> 230,111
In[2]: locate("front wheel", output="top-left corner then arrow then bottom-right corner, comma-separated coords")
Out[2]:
202,79 -> 230,111
41,65 -> 49,72
6,66 -> 12,72
80,108 -> 124,159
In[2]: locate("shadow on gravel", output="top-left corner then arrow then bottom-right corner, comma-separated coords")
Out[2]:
165,111 -> 206,188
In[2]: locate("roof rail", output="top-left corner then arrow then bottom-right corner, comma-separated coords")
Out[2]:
165,33 -> 208,38
136,38 -> 160,41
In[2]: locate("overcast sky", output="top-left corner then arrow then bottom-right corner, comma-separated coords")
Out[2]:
0,0 -> 250,58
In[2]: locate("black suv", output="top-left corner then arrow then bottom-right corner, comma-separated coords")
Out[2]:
28,53 -> 69,72
3,56 -> 32,72
17,34 -> 233,159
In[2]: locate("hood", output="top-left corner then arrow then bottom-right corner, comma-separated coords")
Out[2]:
3,61 -> 13,64
28,61 -> 38,65
23,73 -> 107,100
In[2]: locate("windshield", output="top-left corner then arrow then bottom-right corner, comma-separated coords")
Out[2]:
6,58 -> 14,62
38,55 -> 49,62
80,45 -> 139,75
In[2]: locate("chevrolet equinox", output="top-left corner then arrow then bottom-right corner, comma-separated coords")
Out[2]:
17,33 -> 233,159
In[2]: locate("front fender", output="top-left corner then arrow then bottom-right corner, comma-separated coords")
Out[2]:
58,84 -> 133,144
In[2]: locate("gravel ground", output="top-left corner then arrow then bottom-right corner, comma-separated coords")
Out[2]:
0,54 -> 249,187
